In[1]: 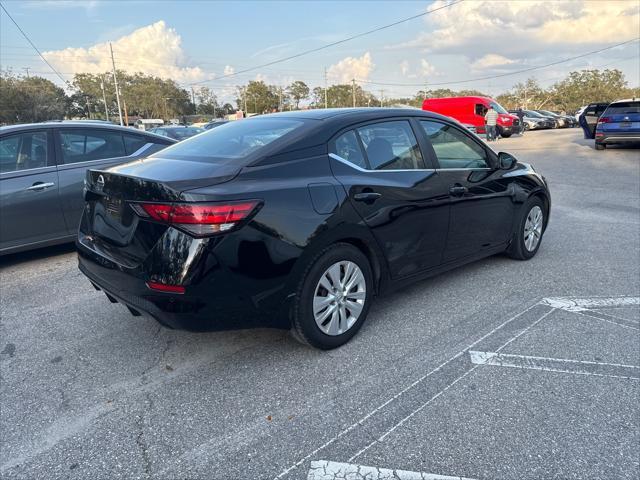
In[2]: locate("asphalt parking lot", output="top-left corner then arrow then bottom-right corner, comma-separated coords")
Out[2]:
1,128 -> 638,480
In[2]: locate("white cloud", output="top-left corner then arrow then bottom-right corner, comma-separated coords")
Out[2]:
400,60 -> 410,76
390,1 -> 639,60
327,52 -> 374,84
42,21 -> 206,83
471,54 -> 516,71
223,65 -> 235,76
420,59 -> 436,76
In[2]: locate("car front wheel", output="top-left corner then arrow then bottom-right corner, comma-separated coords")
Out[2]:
595,142 -> 606,150
507,197 -> 546,260
291,243 -> 373,349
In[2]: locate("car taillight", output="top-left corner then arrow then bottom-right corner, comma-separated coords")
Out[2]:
146,281 -> 185,294
131,201 -> 260,236
597,117 -> 611,124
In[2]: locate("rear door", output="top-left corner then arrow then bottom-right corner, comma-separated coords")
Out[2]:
329,119 -> 449,279
0,129 -> 67,252
417,119 -> 515,263
55,128 -> 172,235
580,103 -> 608,139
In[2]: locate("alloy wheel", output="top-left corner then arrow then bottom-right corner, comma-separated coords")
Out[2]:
524,205 -> 543,252
313,261 -> 366,336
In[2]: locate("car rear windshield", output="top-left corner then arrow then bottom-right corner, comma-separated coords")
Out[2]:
151,118 -> 304,163
605,102 -> 640,114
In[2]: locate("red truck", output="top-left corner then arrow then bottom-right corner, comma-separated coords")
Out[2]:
422,96 -> 520,137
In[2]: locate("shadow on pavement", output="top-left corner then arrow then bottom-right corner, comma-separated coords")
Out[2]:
0,242 -> 77,269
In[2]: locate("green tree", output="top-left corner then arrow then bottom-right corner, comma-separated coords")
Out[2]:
196,86 -> 221,116
287,80 -> 309,109
236,81 -> 279,113
551,69 -> 629,112
0,71 -> 67,123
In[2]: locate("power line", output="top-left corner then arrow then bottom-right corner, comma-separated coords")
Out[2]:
0,2 -> 68,84
356,38 -> 640,87
189,0 -> 463,86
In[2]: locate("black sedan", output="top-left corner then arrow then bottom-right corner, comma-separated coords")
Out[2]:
77,109 -> 550,349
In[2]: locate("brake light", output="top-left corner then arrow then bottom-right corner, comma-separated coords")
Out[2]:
597,117 -> 611,124
133,201 -> 260,236
146,281 -> 185,294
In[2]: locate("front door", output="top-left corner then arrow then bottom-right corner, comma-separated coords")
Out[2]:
0,130 -> 67,252
329,120 -> 449,279
417,119 -> 515,263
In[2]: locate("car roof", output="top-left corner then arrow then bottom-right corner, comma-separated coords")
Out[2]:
608,98 -> 638,104
260,108 -> 452,123
0,121 -> 161,136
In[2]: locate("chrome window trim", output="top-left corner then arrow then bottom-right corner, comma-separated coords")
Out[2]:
329,153 -> 435,173
129,142 -> 154,157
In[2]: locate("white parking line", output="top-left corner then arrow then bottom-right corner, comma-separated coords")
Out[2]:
574,310 -> 640,331
541,296 -> 640,312
307,460 -> 476,480
346,308 -> 556,464
271,301 -> 549,479
469,351 -> 640,380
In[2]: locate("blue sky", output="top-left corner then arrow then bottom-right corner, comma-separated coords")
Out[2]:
1,0 -> 638,102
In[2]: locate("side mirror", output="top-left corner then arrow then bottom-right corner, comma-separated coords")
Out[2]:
498,152 -> 517,170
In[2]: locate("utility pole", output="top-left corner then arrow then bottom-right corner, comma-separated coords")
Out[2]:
191,86 -> 196,113
278,87 -> 282,112
22,67 -> 30,77
351,78 -> 356,108
379,89 -> 384,107
243,87 -> 247,115
109,43 -> 124,126
324,67 -> 328,109
85,95 -> 92,119
122,89 -> 129,126
100,76 -> 109,121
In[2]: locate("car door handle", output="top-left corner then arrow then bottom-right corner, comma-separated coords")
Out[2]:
353,192 -> 382,202
449,185 -> 468,197
26,182 -> 55,191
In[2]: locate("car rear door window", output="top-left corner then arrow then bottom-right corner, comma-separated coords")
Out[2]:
0,131 -> 48,173
420,120 -> 489,169
333,130 -> 366,168
356,121 -> 424,170
59,129 -> 126,164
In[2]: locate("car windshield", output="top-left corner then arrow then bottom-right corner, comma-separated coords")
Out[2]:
605,102 -> 640,114
525,110 -> 544,118
167,127 -> 204,140
538,110 -> 558,117
489,101 -> 508,114
152,117 -> 305,163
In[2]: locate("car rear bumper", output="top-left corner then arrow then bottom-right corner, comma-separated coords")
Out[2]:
597,132 -> 640,144
76,232 -> 293,331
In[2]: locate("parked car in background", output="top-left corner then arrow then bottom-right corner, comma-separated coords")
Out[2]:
522,110 -> 557,129
203,120 -> 229,130
594,98 -> 640,150
422,96 -> 520,138
578,102 -> 610,140
77,108 -> 550,349
534,110 -> 574,128
0,122 -> 175,255
135,119 -> 164,131
148,125 -> 205,141
508,110 -> 549,131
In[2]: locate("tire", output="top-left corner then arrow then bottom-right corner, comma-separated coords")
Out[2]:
595,142 -> 605,150
290,243 -> 374,349
501,132 -> 512,138
506,197 -> 546,260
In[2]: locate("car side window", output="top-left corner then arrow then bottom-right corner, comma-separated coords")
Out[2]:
333,130 -> 366,169
475,104 -> 487,116
420,120 -> 489,169
123,134 -> 149,155
0,131 -> 48,173
357,121 -> 424,170
59,129 -> 126,164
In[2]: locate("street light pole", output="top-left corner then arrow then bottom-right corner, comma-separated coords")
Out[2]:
351,78 -> 356,108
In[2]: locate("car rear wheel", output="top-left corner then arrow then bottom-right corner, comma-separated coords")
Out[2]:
501,132 -> 512,138
291,243 -> 373,349
506,197 -> 545,260
595,142 -> 605,150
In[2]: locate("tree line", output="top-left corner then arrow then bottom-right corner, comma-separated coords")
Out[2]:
1,68 -> 637,125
